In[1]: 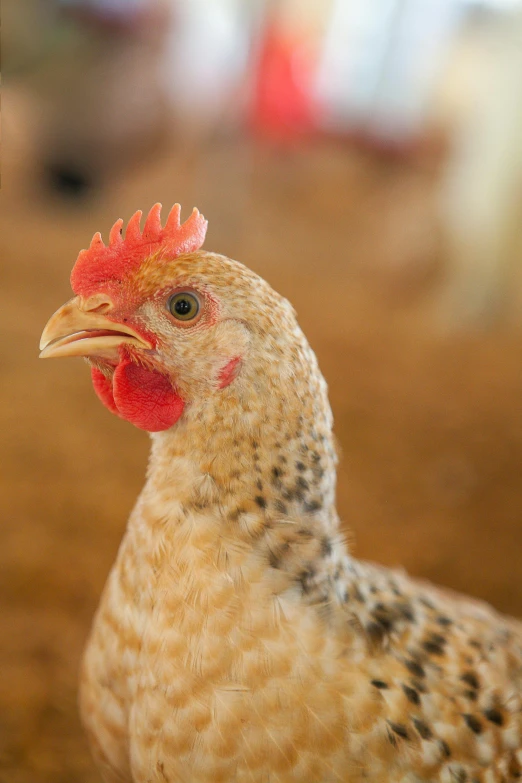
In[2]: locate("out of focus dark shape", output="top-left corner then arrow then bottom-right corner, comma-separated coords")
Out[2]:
44,159 -> 94,198
5,0 -> 174,200
58,0 -> 152,31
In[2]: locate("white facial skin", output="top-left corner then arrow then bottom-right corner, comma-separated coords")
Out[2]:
136,292 -> 252,401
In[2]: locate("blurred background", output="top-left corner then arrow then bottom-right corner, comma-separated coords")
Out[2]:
2,0 -> 522,779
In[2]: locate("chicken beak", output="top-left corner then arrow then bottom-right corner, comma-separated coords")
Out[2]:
39,295 -> 151,360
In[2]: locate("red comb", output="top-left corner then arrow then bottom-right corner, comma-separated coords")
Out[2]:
71,203 -> 208,295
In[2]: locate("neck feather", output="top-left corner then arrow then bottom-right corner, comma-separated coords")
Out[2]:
136,329 -> 347,598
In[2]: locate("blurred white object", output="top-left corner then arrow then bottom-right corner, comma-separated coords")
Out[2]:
439,8 -> 522,324
162,0 -> 251,129
315,0 -> 464,144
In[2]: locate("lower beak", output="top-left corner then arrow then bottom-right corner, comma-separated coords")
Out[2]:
39,296 -> 151,360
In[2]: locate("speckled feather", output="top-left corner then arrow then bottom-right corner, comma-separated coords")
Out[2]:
55,211 -> 522,783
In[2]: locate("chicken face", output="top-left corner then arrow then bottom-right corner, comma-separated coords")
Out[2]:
39,204 -> 287,432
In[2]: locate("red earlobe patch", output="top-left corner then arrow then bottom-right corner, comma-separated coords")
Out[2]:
91,361 -> 184,432
218,356 -> 242,389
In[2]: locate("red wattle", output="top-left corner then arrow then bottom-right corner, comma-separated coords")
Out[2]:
113,359 -> 184,432
90,360 -> 184,432
91,366 -> 119,415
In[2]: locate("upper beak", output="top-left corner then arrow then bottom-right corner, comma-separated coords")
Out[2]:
39,295 -> 152,360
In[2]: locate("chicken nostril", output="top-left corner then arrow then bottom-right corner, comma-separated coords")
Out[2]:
89,303 -> 112,314
81,295 -> 114,314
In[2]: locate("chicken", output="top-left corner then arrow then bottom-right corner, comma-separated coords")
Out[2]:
40,204 -> 522,783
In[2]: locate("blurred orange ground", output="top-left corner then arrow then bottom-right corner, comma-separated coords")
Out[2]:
1,134 -> 522,782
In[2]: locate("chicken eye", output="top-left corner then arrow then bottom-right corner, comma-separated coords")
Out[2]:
168,292 -> 200,321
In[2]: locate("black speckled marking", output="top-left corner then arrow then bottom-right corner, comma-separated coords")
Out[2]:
463,689 -> 478,702
387,731 -> 398,748
428,632 -> 447,646
483,707 -> 504,726
274,499 -> 287,514
403,659 -> 426,679
461,672 -> 479,690
254,495 -> 267,509
268,542 -> 289,570
509,754 -> 522,778
353,585 -> 365,603
450,768 -> 467,783
439,739 -> 451,758
304,499 -> 322,513
371,679 -> 389,689
463,713 -> 483,734
295,461 -> 306,471
402,684 -> 420,705
321,536 -> 332,557
298,565 -> 316,595
395,602 -> 415,622
436,615 -> 453,626
372,603 -> 395,632
411,678 -> 427,694
422,639 -> 445,656
388,721 -> 409,740
366,622 -> 386,646
412,718 -> 432,740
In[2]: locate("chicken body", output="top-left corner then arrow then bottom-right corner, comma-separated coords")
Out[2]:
40,207 -> 522,783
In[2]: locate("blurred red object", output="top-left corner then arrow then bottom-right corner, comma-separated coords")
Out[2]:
251,21 -> 319,140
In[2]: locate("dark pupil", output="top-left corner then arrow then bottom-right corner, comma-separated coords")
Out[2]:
174,298 -> 192,315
